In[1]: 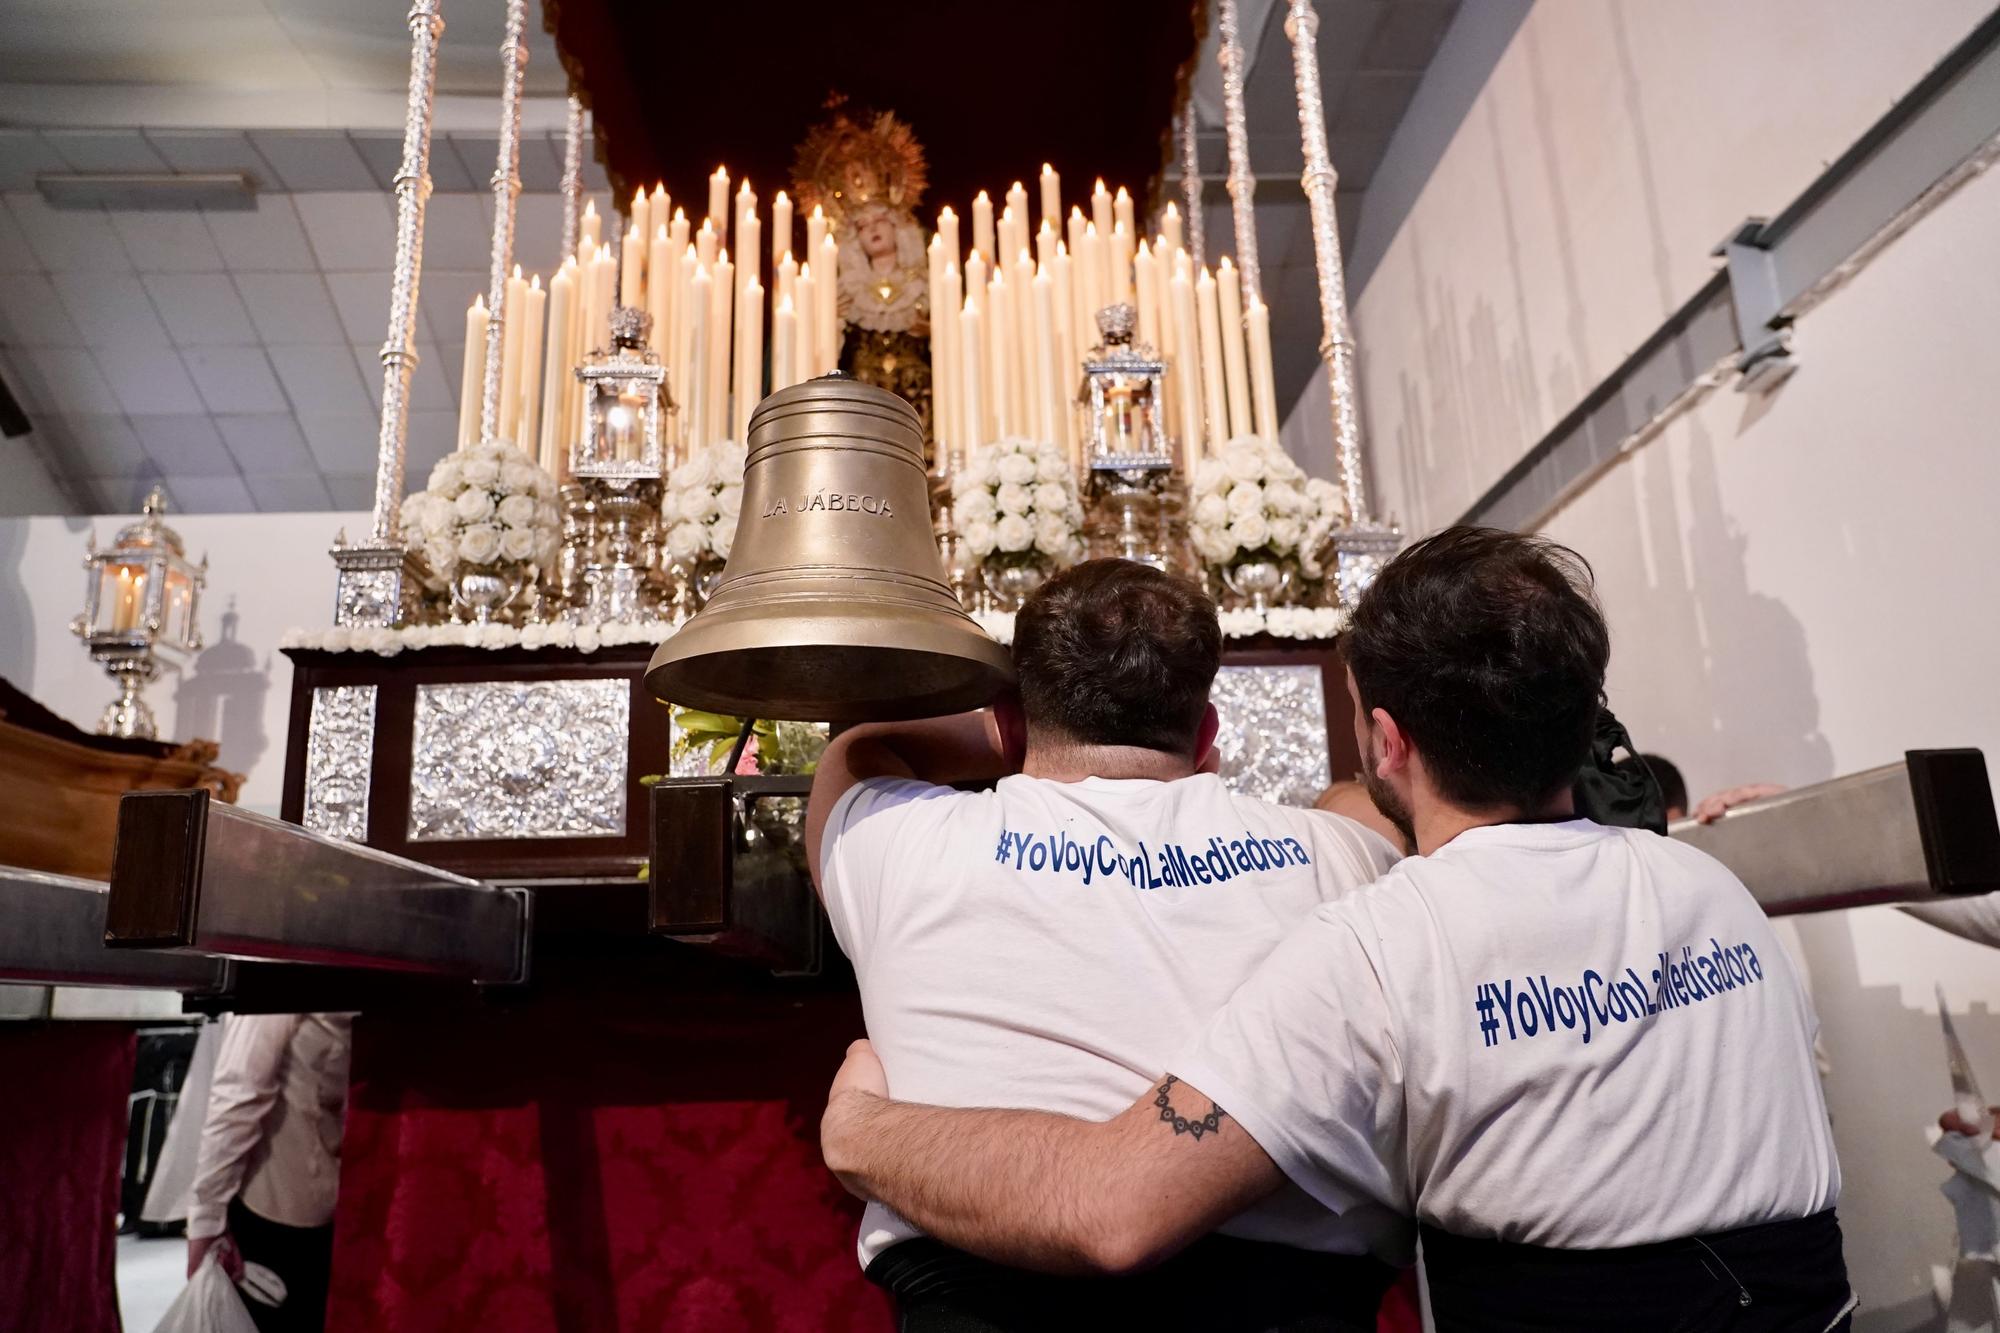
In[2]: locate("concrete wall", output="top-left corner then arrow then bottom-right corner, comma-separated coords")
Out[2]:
1295,1 -> 2000,1325
0,508 -> 363,815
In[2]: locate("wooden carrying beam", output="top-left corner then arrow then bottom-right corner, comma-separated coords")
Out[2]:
0,865 -> 225,991
648,776 -> 825,975
1672,749 -> 2000,916
105,790 -> 530,984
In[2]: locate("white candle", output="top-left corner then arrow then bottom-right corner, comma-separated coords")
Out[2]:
929,240 -> 949,454
960,295 -> 985,453
971,192 -> 996,268
771,294 -> 796,394
457,296 -> 487,450
1091,179 -> 1113,246
771,191 -> 792,275
1051,243 -> 1077,462
1216,256 -> 1252,439
1195,267 -> 1229,454
817,232 -> 840,373
738,211 -> 761,306
987,268 -> 1013,438
734,275 -> 764,444
1039,163 -> 1060,228
672,245 -> 697,452
695,217 -> 717,267
937,205 -> 960,266
647,223 -> 672,359
1171,260 -> 1204,470
936,261 -> 962,463
538,261 -> 574,474
650,183 -> 669,232
1011,247 -> 1036,435
1246,295 -> 1279,440
1161,202 -> 1183,257
1005,179 -> 1029,235
1114,186 -> 1135,239
1078,223 -> 1105,326
1134,240 -> 1160,355
515,276 -> 545,455
709,250 -> 732,444
794,262 -> 817,390
580,199 -> 601,253
498,265 -> 527,442
1032,267 -> 1060,444
1034,220 -> 1056,273
669,208 -> 690,260
687,266 -> 711,449
707,167 -> 729,238
619,223 -> 643,314
1110,222 -> 1134,308
805,204 -> 827,268
630,187 -> 650,269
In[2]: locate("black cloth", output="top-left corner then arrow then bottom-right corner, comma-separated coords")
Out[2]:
866,1234 -> 1393,1333
1420,1209 -> 1853,1333
227,1195 -> 334,1333
1572,708 -> 1668,834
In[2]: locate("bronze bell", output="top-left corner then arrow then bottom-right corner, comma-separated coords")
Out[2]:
646,375 -> 1014,722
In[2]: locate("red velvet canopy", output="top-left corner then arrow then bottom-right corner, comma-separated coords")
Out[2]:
543,0 -> 1205,218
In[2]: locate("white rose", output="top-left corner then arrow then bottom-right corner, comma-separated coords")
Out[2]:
995,481 -> 1033,516
453,487 -> 495,523
497,493 -> 539,529
500,461 -> 539,494
1193,494 -> 1228,527
1222,441 -> 1265,484
537,500 -> 561,528
710,520 -> 734,561
996,452 -> 1037,486
1270,451 -> 1305,484
660,488 -> 685,523
1268,515 -> 1304,552
1193,458 -> 1228,497
715,439 -> 749,478
716,484 -> 742,519
1192,523 -> 1234,563
693,486 -> 721,523
674,449 -> 713,491
1031,482 -> 1069,515
424,538 -> 457,576
574,624 -> 601,653
420,497 -> 454,536
1226,483 -> 1264,519
1034,514 -> 1071,556
961,520 -> 997,556
966,451 -> 1000,489
428,457 -> 465,494
320,626 -> 352,652
954,488 -> 996,524
1265,481 -> 1303,516
666,521 -> 706,562
1035,450 -> 1069,483
1228,512 -> 1270,552
499,527 -> 537,562
462,456 -> 501,488
995,514 -> 1033,552
1305,477 -> 1340,518
458,523 -> 501,564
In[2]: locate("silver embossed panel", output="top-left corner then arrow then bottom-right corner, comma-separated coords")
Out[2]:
1212,665 -> 1331,807
408,679 -> 630,841
303,685 -> 378,841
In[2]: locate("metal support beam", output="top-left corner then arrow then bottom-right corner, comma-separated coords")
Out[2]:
1461,9 -> 2000,532
0,866 -> 224,990
1671,749 -> 1999,916
105,790 -> 529,984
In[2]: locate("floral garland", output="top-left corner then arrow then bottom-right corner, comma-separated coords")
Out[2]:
279,619 -> 676,656
950,436 -> 1084,563
661,439 -> 747,565
970,603 -> 1346,646
1188,435 -> 1341,578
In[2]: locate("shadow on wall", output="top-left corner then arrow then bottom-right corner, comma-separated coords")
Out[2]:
173,600 -> 270,779
0,522 -> 33,688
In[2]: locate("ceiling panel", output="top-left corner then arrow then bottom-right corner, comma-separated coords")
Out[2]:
54,271 -> 171,350
146,272 -> 258,346
293,191 -> 395,271
247,130 -> 377,192
112,210 -> 226,272
166,471 -> 256,513
243,471 -> 333,510
233,271 -> 345,345
64,413 -> 150,475
131,412 -> 233,474
43,128 -> 170,173
143,129 -> 279,180
7,191 -> 128,271
217,412 -> 315,473
267,344 -> 372,418
183,346 -> 287,415
203,197 -> 316,271
0,129 -> 65,191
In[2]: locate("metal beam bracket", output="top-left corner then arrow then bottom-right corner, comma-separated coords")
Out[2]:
1712,218 -> 1796,390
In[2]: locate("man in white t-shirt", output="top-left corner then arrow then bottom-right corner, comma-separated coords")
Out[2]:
806,558 -> 1403,1330
821,527 -> 1853,1332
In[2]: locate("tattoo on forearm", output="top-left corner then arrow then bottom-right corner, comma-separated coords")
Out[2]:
1154,1076 -> 1226,1140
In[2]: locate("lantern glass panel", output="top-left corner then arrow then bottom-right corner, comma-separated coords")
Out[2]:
94,561 -> 150,635
163,567 -> 196,647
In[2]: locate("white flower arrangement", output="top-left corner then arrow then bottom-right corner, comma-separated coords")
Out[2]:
404,440 -> 561,582
279,618 -> 678,656
660,439 -> 747,565
951,436 -> 1083,564
1187,435 -> 1341,576
963,604 -> 1346,646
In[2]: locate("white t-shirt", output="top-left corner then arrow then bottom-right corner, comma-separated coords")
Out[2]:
1174,819 -> 1842,1250
821,771 -> 1405,1266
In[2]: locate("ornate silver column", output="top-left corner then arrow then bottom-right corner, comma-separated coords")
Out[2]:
1179,105 -> 1205,269
478,0 -> 530,445
331,0 -> 443,628
560,95 -> 585,260
1217,0 -> 1262,303
1284,0 -> 1398,603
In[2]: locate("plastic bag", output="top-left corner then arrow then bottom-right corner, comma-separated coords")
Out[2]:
152,1250 -> 260,1333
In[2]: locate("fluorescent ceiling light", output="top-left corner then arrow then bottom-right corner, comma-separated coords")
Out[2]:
37,172 -> 257,211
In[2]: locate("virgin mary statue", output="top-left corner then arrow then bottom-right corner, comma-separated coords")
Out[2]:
791,101 -> 933,447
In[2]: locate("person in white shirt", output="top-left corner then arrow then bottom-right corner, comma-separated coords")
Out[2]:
806,557 -> 1403,1330
821,527 -> 1853,1332
186,1012 -> 352,1333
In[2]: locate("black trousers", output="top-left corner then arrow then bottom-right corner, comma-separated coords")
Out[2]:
227,1196 -> 334,1333
1420,1209 -> 1854,1333
866,1234 -> 1394,1333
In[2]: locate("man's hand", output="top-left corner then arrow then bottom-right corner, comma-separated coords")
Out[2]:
188,1232 -> 243,1280
1692,783 -> 1787,824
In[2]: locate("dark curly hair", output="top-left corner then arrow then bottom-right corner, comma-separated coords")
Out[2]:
1344,526 -> 1610,810
1013,559 -> 1222,754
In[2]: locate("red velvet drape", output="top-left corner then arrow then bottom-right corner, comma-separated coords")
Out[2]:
0,1023 -> 136,1333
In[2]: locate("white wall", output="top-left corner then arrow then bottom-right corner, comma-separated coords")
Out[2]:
1318,1 -> 2000,1325
0,508 -> 363,815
